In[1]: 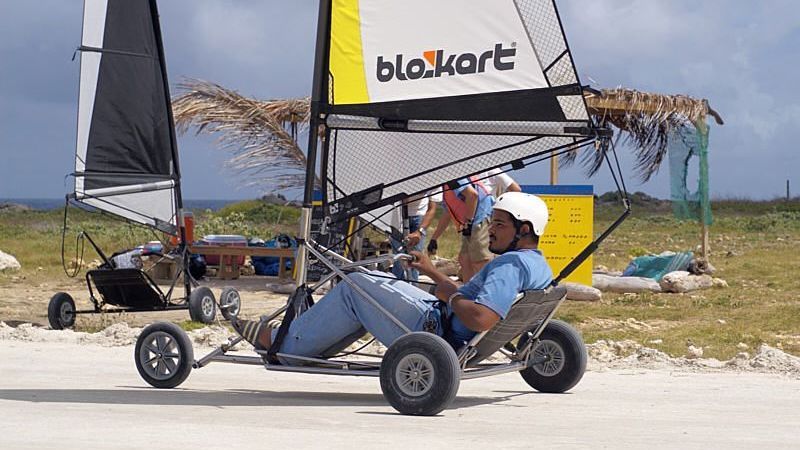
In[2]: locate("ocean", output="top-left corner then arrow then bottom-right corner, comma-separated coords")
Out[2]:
1,198 -> 238,212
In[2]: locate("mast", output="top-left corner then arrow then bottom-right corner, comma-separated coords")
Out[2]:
295,0 -> 332,286
148,0 -> 190,293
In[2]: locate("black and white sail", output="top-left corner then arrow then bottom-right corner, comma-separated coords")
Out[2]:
316,0 -> 596,222
73,0 -> 180,234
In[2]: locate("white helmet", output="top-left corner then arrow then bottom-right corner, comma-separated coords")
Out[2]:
493,192 -> 549,236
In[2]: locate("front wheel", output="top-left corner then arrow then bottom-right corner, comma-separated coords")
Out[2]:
48,292 -> 76,330
134,322 -> 193,388
519,319 -> 587,393
188,286 -> 216,324
380,332 -> 460,416
218,287 -> 241,320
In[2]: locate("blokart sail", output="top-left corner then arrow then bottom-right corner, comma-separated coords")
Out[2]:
73,0 -> 182,235
297,0 -> 615,283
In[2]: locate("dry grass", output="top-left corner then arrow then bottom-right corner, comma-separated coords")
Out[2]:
2,200 -> 798,359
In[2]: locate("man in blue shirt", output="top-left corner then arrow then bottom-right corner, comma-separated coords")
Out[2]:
232,192 -> 553,360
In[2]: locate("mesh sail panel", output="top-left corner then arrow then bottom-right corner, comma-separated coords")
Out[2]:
325,129 -> 585,212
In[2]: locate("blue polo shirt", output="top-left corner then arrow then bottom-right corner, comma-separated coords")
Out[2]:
449,249 -> 553,347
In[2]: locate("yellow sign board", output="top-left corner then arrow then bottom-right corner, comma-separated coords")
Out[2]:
537,194 -> 593,285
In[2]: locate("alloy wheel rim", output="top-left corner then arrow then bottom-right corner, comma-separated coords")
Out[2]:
532,340 -> 565,376
395,353 -> 435,397
139,331 -> 181,380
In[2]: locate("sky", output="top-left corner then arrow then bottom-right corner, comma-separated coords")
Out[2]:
0,0 -> 797,201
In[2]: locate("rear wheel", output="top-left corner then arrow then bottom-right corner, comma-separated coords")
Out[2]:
380,332 -> 460,416
218,287 -> 241,320
48,292 -> 76,330
188,287 -> 216,323
519,319 -> 587,393
134,322 -> 193,388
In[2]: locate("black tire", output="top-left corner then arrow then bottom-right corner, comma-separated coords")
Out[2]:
519,319 -> 587,393
134,322 -> 193,389
48,292 -> 76,330
380,332 -> 461,416
218,287 -> 241,320
188,286 -> 216,323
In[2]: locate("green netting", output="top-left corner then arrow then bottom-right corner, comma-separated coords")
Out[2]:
668,120 -> 712,225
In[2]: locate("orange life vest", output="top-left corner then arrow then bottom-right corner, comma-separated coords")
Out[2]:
442,176 -> 490,227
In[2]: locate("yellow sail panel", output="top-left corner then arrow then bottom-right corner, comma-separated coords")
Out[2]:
330,0 -> 369,104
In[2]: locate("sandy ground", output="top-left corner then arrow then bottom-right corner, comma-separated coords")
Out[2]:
0,339 -> 798,449
0,275 -> 291,328
2,276 -> 800,448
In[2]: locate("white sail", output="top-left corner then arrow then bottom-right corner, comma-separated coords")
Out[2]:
74,0 -> 180,234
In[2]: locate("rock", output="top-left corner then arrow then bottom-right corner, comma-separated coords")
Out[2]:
563,282 -> 602,301
688,258 -> 716,275
592,273 -> 662,293
432,257 -> 459,277
717,319 -> 727,325
736,342 -> 749,350
0,250 -> 21,271
686,345 -> 704,359
68,257 -> 84,270
659,271 -> 714,293
264,281 -> 297,294
712,278 -> 729,288
648,339 -> 663,345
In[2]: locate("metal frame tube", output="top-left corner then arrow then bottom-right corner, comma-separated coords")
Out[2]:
305,243 -> 411,333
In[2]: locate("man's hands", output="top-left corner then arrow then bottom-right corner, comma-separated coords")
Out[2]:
407,230 -> 422,247
426,238 -> 438,255
408,250 -> 437,278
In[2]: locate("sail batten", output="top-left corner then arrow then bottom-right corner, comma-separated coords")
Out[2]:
74,0 -> 179,233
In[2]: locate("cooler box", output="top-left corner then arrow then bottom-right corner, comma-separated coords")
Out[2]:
197,235 -> 248,265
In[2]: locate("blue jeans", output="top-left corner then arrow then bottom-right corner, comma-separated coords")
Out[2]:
274,271 -> 441,359
390,215 -> 423,281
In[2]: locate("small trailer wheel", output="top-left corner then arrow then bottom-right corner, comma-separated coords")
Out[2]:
380,332 -> 460,416
189,286 -> 216,323
48,292 -> 76,330
135,322 -> 193,388
218,287 -> 241,320
519,319 -> 587,393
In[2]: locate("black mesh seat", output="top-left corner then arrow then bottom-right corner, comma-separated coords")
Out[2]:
465,285 -> 567,367
87,268 -> 166,309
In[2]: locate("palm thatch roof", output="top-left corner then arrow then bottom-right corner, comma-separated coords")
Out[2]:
171,80 -> 722,191
577,88 -> 723,180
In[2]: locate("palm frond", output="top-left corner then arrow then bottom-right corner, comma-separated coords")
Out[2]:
584,88 -> 711,181
171,79 -> 313,191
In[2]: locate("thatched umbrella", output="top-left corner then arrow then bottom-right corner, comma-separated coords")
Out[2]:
171,79 -> 722,191
581,87 -> 724,181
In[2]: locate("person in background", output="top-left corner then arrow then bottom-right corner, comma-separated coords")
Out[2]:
480,168 -> 521,197
428,177 -> 495,282
390,190 -> 441,282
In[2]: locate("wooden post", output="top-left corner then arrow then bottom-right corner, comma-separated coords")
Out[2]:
701,222 -> 709,260
550,152 -> 558,185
